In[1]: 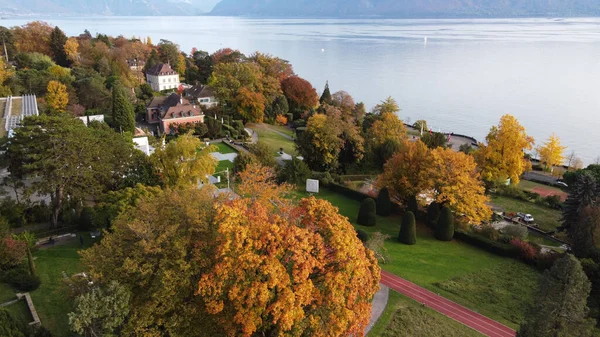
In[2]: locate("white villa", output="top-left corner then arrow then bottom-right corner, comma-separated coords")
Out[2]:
145,63 -> 180,92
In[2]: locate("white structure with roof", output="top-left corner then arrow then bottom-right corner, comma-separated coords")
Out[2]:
146,63 -> 180,92
133,137 -> 155,156
78,115 -> 105,126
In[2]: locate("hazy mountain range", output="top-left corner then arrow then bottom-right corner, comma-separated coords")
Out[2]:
3,0 -> 600,17
210,0 -> 600,18
0,0 -> 219,16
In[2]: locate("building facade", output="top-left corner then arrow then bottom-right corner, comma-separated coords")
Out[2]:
146,93 -> 205,135
145,63 -> 180,92
185,84 -> 219,108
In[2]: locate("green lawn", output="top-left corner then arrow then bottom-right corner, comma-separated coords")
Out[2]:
3,299 -> 33,324
0,234 -> 101,336
518,180 -> 564,193
268,124 -> 295,138
214,160 -> 234,189
296,188 -> 540,328
248,123 -> 296,156
490,195 -> 562,232
212,142 -> 238,154
368,290 -> 483,337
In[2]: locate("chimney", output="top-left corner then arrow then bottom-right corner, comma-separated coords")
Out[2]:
180,97 -> 183,105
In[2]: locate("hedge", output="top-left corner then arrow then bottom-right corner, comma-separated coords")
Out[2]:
454,229 -> 520,258
435,207 -> 454,241
376,187 -> 392,216
399,211 -> 416,245
329,182 -> 371,203
357,198 -> 377,227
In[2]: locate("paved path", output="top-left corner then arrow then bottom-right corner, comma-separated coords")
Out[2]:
364,284 -> 389,335
380,271 -> 516,337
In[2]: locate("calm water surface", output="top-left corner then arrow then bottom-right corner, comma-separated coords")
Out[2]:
4,16 -> 600,163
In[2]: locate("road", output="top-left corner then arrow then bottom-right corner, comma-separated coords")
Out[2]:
380,270 -> 516,337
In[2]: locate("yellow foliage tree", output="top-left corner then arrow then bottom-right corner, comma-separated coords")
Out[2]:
0,57 -> 13,96
45,80 -> 68,112
198,169 -> 380,337
151,133 -> 217,187
537,133 -> 567,172
176,52 -> 186,75
378,142 -> 491,224
299,113 -> 344,171
376,140 -> 431,203
474,114 -> 534,185
430,147 -> 492,224
146,36 -> 153,46
64,37 -> 80,63
367,112 -> 407,148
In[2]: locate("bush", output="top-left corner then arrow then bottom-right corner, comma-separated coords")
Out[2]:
545,195 -> 563,210
510,238 -> 538,263
398,211 -> 416,245
278,157 -> 311,185
0,308 -> 29,337
356,229 -> 369,243
285,113 -> 294,123
0,198 -> 27,228
357,198 -> 377,227
454,229 -> 520,258
0,237 -> 27,270
292,119 -> 306,128
435,207 -> 454,241
426,202 -> 441,227
4,268 -> 41,291
376,187 -> 392,216
501,224 -> 528,239
478,225 -> 500,241
329,182 -> 370,202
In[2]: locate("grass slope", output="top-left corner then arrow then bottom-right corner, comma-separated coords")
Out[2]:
295,188 -> 540,328
490,195 -> 562,232
369,290 -> 483,337
248,123 -> 296,156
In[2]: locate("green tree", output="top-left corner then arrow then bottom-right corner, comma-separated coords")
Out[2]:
151,134 -> 217,188
158,39 -> 181,69
247,141 -> 277,168
372,96 -> 400,115
399,211 -> 416,245
68,281 -> 131,337
357,198 -> 377,227
49,26 -> 69,67
427,202 -> 441,227
0,26 -> 16,62
4,115 -> 138,228
561,172 -> 598,234
436,207 -> 454,241
111,82 -> 135,133
278,157 -> 310,185
0,309 -> 28,337
517,255 -> 595,337
421,132 -> 448,149
232,151 -> 257,176
320,80 -> 332,105
376,187 -> 392,216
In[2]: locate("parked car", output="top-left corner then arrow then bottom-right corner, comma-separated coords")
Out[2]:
517,212 -> 534,223
555,181 -> 568,188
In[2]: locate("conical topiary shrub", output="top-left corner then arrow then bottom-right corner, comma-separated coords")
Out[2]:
357,198 -> 377,227
407,195 -> 418,215
356,229 -> 369,243
376,187 -> 392,216
398,211 -> 416,245
436,206 -> 454,241
426,202 -> 441,228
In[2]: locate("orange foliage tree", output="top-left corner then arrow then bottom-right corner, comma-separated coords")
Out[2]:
235,87 -> 266,123
281,75 -> 319,114
13,21 -> 54,55
198,164 -> 380,337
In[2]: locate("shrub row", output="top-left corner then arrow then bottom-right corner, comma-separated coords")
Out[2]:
495,185 -> 563,210
454,229 -> 520,258
2,268 -> 41,292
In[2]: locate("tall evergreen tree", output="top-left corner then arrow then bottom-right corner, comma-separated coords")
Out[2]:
376,187 -> 392,216
435,206 -> 454,241
111,82 -> 136,134
517,255 -> 595,337
320,81 -> 332,105
561,172 -> 598,233
50,26 -> 69,67
398,211 -> 416,245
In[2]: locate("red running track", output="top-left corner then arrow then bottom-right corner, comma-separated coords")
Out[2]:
380,270 -> 516,337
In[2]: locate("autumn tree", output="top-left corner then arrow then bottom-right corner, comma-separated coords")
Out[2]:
430,147 -> 491,224
235,87 -> 266,123
249,52 -> 294,81
324,105 -> 365,170
376,140 -> 430,205
281,75 -> 319,117
151,134 -> 217,188
538,133 -> 567,172
81,186 -> 223,336
474,114 -> 534,186
366,111 -> 408,166
331,90 -> 355,114
111,82 -> 135,133
296,113 -> 343,171
45,80 -> 68,113
517,255 -> 595,337
49,26 -> 69,66
198,168 -> 380,336
13,21 -> 53,55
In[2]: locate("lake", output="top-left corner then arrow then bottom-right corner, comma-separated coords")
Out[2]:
3,16 -> 600,164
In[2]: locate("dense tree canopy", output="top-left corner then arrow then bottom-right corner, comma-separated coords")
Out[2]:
296,113 -> 344,171
474,114 -> 534,186
281,75 -> 319,115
